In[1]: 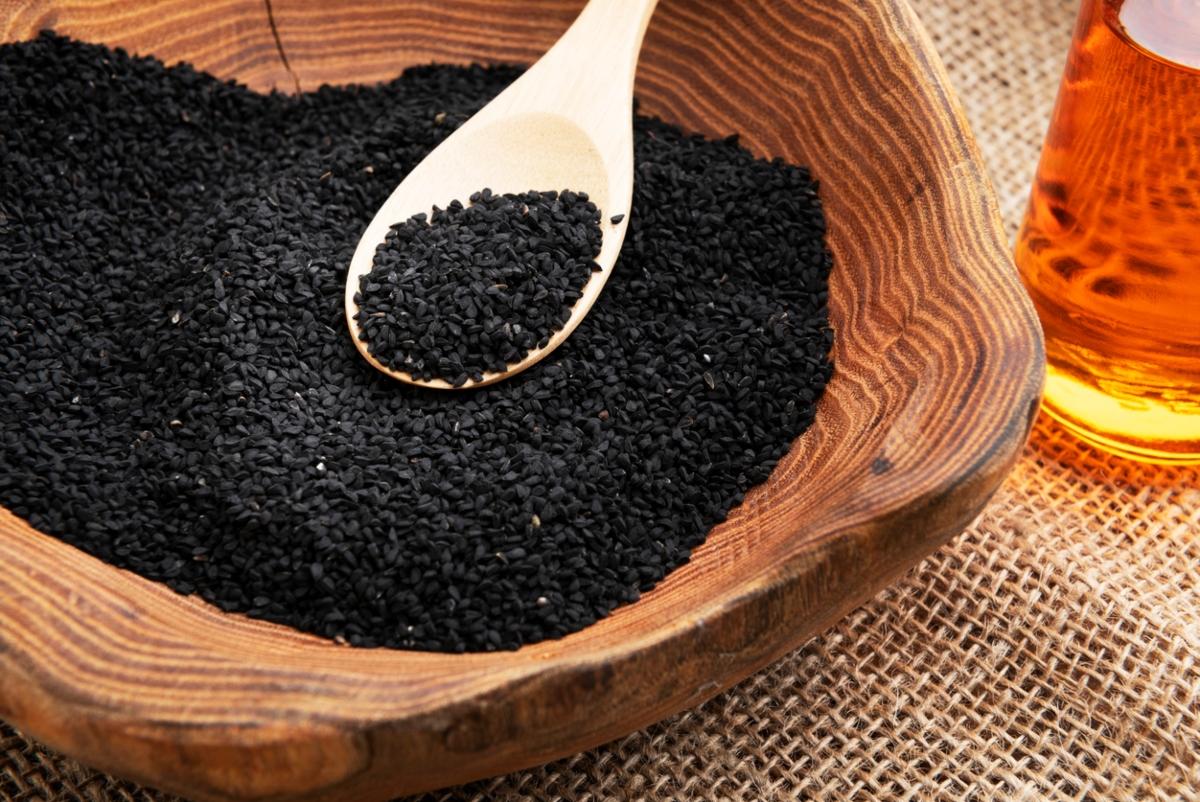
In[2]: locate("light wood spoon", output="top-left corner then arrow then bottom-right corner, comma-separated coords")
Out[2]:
344,0 -> 659,389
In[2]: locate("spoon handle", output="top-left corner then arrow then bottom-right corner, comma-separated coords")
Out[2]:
549,0 -> 660,78
513,0 -> 660,130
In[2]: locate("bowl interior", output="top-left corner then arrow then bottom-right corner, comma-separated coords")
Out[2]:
0,1 -> 1042,800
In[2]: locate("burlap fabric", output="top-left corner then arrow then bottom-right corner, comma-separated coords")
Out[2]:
4,0 -> 1199,799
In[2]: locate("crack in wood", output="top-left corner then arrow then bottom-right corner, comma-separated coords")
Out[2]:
263,0 -> 301,93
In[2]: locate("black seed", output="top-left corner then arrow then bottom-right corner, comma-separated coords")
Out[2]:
610,214 -> 625,224
0,32 -> 835,654
355,189 -> 602,384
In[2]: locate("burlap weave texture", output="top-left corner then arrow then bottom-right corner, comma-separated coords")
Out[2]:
4,0 -> 1199,799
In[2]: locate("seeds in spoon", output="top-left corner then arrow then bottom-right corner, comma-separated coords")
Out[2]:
354,188 -> 603,386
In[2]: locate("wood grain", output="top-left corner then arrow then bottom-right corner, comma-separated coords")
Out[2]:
0,1 -> 1045,800
0,0 -> 296,90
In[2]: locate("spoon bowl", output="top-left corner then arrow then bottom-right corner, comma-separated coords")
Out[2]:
344,113 -> 622,389
344,0 -> 657,389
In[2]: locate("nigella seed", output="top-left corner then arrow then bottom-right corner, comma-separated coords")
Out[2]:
355,189 -> 601,384
0,32 -> 834,654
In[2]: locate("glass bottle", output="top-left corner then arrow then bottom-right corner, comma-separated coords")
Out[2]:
1015,0 -> 1200,463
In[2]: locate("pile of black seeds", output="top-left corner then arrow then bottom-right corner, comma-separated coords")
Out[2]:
0,32 -> 834,652
354,188 -> 602,385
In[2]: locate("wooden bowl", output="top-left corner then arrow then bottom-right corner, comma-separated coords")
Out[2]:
0,1 -> 1043,799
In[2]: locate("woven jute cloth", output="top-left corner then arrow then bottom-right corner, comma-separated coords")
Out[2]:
4,0 -> 1199,799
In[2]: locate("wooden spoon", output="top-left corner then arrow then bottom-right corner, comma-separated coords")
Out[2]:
344,0 -> 659,389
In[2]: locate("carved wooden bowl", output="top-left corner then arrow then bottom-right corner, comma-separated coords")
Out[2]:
0,1 -> 1043,799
